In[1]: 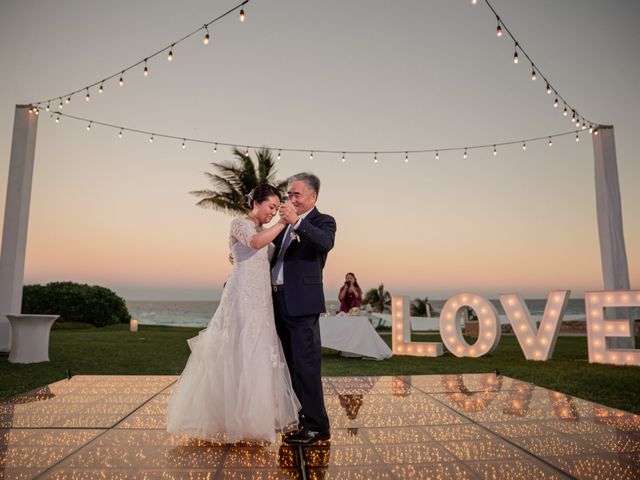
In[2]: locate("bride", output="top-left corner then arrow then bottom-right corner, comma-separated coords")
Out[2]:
166,184 -> 300,443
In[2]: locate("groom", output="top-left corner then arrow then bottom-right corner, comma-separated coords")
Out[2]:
271,172 -> 336,446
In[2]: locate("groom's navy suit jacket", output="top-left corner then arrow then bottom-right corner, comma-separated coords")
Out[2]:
271,207 -> 336,317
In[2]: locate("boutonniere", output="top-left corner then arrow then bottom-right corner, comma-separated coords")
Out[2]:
290,230 -> 300,242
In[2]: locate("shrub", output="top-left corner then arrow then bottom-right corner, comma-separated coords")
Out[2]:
21,281 -> 131,327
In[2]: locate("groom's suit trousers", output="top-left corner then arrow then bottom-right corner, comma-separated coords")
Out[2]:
273,290 -> 330,433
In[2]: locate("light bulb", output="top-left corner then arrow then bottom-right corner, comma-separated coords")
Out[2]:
493,145 -> 497,156
46,102 -> 50,112
594,128 -> 599,135
119,73 -> 124,86
59,99 -> 63,109
342,153 -> 346,162
563,106 -> 568,116
405,152 -> 409,162
203,27 -> 210,44
118,128 -> 123,138
463,148 -> 467,159
182,139 -> 186,149
548,137 -> 552,147
374,153 -> 378,163
531,67 -> 536,80
246,148 -> 250,157
589,125 -> 594,134
239,8 -> 245,22
309,151 -> 313,160
167,49 -> 173,61
471,0 -> 477,4
522,142 -> 526,150
435,151 -> 439,160
582,121 -> 587,130
546,84 -> 552,94
85,89 -> 90,102
99,83 -> 104,94
66,96 -> 71,104
513,47 -> 519,64
55,115 -> 60,123
496,23 -> 502,37
553,97 -> 558,107
149,135 -> 154,143
214,143 -> 218,153
34,108 -> 39,116
277,150 -> 281,160
575,133 -> 579,142
144,60 -> 149,77
86,122 -> 92,131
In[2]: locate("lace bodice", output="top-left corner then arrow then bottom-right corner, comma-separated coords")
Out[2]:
229,217 -> 268,271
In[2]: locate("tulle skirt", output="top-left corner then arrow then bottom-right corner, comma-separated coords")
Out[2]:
166,295 -> 300,443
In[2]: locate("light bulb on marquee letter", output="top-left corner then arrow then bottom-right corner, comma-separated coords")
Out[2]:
440,294 -> 500,358
585,290 -> 640,366
391,296 -> 443,357
499,290 -> 569,361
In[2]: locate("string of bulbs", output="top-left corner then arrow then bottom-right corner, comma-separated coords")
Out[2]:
471,0 -> 601,130
26,0 -> 604,161
46,110 -> 594,163
28,0 -> 249,109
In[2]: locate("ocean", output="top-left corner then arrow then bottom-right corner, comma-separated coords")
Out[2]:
126,298 -> 590,329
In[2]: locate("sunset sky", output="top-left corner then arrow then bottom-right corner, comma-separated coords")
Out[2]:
1,0 -> 639,301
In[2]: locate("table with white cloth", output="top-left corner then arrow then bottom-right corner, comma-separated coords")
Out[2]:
319,315 -> 392,360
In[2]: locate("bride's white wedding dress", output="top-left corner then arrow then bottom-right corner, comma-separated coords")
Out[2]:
166,218 -> 300,443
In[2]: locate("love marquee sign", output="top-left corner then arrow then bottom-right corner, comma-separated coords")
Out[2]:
391,290 -> 640,367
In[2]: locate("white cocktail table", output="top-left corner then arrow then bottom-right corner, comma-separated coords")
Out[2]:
6,314 -> 59,363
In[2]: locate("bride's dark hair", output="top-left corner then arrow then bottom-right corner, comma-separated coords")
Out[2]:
242,184 -> 281,210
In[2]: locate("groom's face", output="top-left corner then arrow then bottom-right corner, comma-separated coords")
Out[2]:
288,180 -> 317,215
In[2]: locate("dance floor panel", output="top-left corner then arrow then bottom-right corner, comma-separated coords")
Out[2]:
1,374 -> 639,479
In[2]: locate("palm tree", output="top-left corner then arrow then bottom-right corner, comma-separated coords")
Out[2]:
411,297 -> 436,317
190,147 -> 287,215
363,284 -> 392,313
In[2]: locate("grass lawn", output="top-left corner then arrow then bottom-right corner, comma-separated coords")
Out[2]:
1,324 -> 639,415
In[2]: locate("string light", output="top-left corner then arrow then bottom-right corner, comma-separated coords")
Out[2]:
119,73 -> 124,87
563,105 -> 568,116
575,133 -> 580,142
531,65 -> 536,80
167,45 -> 174,62
203,26 -> 210,45
59,99 -> 63,109
342,152 -> 346,162
99,83 -> 104,94
546,83 -> 552,94
85,89 -> 90,102
45,102 -> 50,112
493,145 -> 497,156
548,137 -> 552,147
553,97 -> 558,108
86,121 -> 92,131
239,8 -> 245,22
48,111 -> 592,163
143,59 -> 149,77
66,96 -> 71,104
513,45 -> 519,64
496,18 -> 502,37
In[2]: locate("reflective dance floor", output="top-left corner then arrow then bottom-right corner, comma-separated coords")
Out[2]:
1,374 -> 639,479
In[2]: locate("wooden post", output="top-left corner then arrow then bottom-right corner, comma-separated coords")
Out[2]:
593,125 -> 633,349
0,106 -> 38,353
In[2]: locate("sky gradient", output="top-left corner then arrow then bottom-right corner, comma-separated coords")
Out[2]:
1,0 -> 639,301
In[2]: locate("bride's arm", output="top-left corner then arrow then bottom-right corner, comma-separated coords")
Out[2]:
249,220 -> 287,250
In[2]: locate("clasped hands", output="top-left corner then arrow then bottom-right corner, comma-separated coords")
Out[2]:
278,203 -> 299,226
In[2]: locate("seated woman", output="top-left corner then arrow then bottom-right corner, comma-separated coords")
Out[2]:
338,272 -> 363,313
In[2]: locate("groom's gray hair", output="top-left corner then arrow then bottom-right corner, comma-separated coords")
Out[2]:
289,172 -> 321,195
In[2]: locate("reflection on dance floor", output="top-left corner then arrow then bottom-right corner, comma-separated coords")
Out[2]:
1,374 -> 639,479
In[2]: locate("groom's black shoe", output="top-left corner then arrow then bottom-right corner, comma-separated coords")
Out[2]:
283,429 -> 330,446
